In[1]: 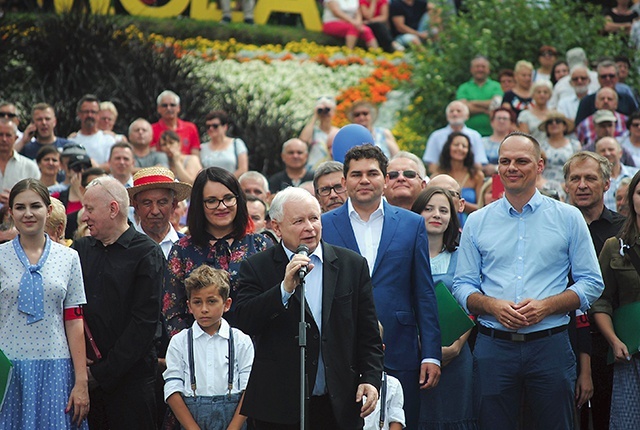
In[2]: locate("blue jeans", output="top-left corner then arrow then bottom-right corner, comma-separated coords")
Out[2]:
183,393 -> 244,430
474,330 -> 576,430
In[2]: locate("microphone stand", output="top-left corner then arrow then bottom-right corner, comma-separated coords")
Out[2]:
298,274 -> 309,430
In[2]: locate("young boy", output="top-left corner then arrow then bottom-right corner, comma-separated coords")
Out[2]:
364,322 -> 405,430
163,265 -> 254,430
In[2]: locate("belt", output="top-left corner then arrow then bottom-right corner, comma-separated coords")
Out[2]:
478,324 -> 567,342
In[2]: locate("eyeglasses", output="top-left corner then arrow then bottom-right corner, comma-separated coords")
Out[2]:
353,111 -> 370,118
447,190 -> 461,198
494,116 -> 512,122
571,76 -> 589,82
160,103 -> 178,108
206,123 -> 222,130
599,74 -> 616,80
316,184 -> 346,196
0,112 -> 17,119
387,170 -> 420,180
540,51 -> 556,57
203,195 -> 238,210
547,118 -> 565,125
79,110 -> 98,115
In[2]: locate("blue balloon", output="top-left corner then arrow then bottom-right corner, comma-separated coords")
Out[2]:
331,124 -> 375,163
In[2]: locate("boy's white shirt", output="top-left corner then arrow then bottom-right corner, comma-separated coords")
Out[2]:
163,318 -> 254,401
363,373 -> 406,430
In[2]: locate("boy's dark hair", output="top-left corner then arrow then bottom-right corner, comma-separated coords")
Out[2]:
185,265 -> 231,300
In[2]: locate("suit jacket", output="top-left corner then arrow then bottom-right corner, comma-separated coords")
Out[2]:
322,200 -> 441,370
235,241 -> 383,426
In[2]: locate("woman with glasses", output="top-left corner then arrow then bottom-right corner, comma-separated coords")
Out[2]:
538,111 -> 579,184
199,111 -> 248,179
347,100 -> 399,159
436,132 -> 484,225
164,167 -> 272,335
410,187 -> 476,430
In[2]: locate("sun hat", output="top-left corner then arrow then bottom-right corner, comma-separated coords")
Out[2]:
537,111 -> 575,133
127,166 -> 192,204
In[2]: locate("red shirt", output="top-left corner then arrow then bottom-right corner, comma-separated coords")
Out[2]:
151,119 -> 201,155
359,0 -> 388,17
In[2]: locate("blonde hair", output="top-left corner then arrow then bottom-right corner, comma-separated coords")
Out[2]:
99,101 -> 118,117
185,265 -> 231,300
514,60 -> 534,73
46,197 -> 67,238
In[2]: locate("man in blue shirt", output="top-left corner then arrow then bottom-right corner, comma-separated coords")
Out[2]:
453,132 -> 604,430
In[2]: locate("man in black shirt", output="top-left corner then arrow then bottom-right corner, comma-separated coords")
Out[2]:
73,176 -> 166,430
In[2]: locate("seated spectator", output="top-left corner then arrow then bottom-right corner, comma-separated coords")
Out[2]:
359,0 -> 399,52
482,107 -> 516,176
69,94 -> 115,166
268,138 -> 315,194
35,145 -> 61,188
322,0 -> 379,50
619,111 -> 640,165
576,89 -> 629,146
239,170 -> 272,204
14,103 -> 68,160
517,80 -> 553,143
533,45 -> 558,83
422,100 -> 487,174
549,47 -> 599,109
498,69 -> 515,93
220,0 -> 254,24
434,131 -> 484,224
200,110 -> 248,178
556,65 -> 591,122
603,0 -> 638,35
151,90 -> 201,155
502,60 -> 533,117
550,60 -> 570,87
582,110 -> 636,167
615,55 -> 640,101
158,130 -> 202,185
129,118 -> 168,171
456,55 -> 504,137
389,0 -> 430,48
98,101 -> 127,143
575,59 -> 638,125
347,100 -> 399,158
537,111 -> 580,184
596,136 -> 639,211
299,96 -> 340,170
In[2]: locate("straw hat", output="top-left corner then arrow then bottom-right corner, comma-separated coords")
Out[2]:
127,167 -> 192,204
537,111 -> 574,134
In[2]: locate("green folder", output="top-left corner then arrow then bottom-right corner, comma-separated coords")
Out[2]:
607,301 -> 640,364
0,348 -> 13,412
434,280 -> 476,346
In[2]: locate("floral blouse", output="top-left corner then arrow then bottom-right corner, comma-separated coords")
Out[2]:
164,232 -> 273,335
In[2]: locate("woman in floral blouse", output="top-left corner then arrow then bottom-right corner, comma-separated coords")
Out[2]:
163,167 -> 272,335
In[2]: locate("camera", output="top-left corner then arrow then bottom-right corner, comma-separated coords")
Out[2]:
317,107 -> 331,115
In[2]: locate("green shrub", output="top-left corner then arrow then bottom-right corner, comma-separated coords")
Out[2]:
400,0 -> 633,156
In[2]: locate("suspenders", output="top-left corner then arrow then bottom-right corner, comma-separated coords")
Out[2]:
187,326 -> 235,395
379,372 -> 387,429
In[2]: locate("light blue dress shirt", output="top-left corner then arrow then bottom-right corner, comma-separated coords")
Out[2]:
452,190 -> 604,333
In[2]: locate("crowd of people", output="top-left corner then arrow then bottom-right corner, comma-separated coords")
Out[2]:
1,41 -> 640,430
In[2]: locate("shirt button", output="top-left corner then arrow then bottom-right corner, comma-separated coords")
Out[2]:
518,257 -> 522,260
517,276 -> 522,280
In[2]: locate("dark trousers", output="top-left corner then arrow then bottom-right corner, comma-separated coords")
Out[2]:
588,332 -> 613,430
88,375 -> 157,430
367,22 -> 394,52
474,331 -> 576,430
253,394 -> 349,430
386,368 -> 419,430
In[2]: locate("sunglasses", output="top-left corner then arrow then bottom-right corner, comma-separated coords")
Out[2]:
540,51 -> 556,57
387,170 -> 419,180
571,76 -> 589,82
353,111 -> 370,118
160,103 -> 178,108
0,112 -> 17,119
599,74 -> 616,80
206,123 -> 222,130
547,118 -> 565,125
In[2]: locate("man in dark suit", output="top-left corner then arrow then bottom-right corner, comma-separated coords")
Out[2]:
235,187 -> 384,429
322,144 -> 441,430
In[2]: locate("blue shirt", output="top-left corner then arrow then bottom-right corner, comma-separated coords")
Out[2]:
452,190 -> 604,333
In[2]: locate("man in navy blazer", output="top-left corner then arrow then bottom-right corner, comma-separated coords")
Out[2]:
322,144 -> 441,430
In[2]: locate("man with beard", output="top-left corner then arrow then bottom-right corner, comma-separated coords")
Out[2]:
14,103 -> 69,160
69,94 -> 116,166
422,100 -> 488,174
557,65 -> 591,122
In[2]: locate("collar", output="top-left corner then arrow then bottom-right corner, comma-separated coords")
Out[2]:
192,317 -> 231,339
134,222 -> 179,244
282,241 -> 324,263
347,197 -> 385,221
598,206 -> 615,223
89,225 -> 136,248
501,189 -> 543,215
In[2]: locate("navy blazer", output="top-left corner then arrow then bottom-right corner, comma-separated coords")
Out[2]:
322,200 -> 442,370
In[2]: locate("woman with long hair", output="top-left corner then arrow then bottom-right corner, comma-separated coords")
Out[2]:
163,167 -> 272,335
592,169 -> 640,429
199,111 -> 248,178
411,187 -> 476,430
0,179 -> 89,429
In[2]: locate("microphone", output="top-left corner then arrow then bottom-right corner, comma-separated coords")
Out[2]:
295,244 -> 310,279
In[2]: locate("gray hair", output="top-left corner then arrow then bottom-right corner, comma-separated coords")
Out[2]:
281,138 -> 307,154
445,100 -> 470,118
0,118 -> 18,134
100,101 -> 118,117
156,90 -> 180,106
597,60 -> 618,75
313,160 -> 344,190
239,171 -> 269,193
391,151 -> 427,178
86,176 -> 130,218
269,187 -> 320,222
570,64 -> 589,76
563,151 -> 612,183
